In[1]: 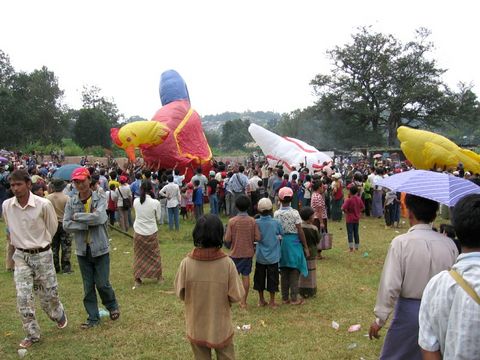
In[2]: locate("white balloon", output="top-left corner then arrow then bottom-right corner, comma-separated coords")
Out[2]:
248,123 -> 332,172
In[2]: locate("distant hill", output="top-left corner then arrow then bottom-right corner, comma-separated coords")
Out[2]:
201,111 -> 282,132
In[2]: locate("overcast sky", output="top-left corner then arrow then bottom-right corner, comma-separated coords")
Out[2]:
2,0 -> 479,119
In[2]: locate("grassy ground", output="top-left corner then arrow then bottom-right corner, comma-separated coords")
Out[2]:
0,213 -> 415,360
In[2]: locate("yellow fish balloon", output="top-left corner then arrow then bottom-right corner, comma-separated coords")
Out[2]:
397,126 -> 480,174
110,121 -> 170,161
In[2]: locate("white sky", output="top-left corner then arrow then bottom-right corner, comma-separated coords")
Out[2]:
2,0 -> 479,119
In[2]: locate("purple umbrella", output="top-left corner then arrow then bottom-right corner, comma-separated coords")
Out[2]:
0,156 -> 8,163
376,170 -> 480,207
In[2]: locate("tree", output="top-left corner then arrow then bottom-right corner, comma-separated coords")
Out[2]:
0,63 -> 67,147
0,50 -> 14,87
73,108 -> 112,148
275,104 -> 383,150
81,85 -> 122,125
221,119 -> 251,151
204,130 -> 221,149
311,27 -> 448,145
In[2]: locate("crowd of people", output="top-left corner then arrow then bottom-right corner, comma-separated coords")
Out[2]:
1,150 -> 479,359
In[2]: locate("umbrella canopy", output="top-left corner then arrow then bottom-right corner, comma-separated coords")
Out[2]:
0,156 -> 8,163
53,164 -> 82,181
375,170 -> 480,207
373,154 -> 382,159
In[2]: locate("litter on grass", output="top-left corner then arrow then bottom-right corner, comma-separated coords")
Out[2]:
347,343 -> 357,350
17,349 -> 27,358
331,321 -> 340,330
99,308 -> 109,317
348,324 -> 362,332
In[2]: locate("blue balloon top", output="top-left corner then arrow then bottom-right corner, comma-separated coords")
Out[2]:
159,69 -> 190,106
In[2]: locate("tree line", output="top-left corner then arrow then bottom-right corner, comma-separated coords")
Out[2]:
0,50 -> 123,152
216,27 -> 480,152
2,26 -> 480,154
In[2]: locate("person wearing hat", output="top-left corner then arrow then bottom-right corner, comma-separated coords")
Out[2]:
46,179 -> 73,274
63,167 -> 120,329
207,171 -> 219,215
3,169 -> 67,348
254,198 -> 283,308
274,187 -> 309,305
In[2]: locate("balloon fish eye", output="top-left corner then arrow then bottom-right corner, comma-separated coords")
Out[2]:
126,137 -> 132,142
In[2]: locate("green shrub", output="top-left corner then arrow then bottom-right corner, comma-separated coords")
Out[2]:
61,139 -> 84,156
84,145 -> 106,157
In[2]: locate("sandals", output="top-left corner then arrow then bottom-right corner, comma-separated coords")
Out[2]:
80,322 -> 99,330
19,337 -> 39,348
290,298 -> 305,305
57,311 -> 68,329
109,309 -> 120,321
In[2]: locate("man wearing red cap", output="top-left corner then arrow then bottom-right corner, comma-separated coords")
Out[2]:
63,167 -> 120,329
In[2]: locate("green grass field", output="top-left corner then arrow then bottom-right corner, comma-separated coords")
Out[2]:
0,214 -> 417,360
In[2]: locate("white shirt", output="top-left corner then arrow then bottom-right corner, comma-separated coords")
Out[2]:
248,175 -> 262,192
2,192 -> 58,249
191,174 -> 208,191
133,195 -> 162,236
419,252 -> 480,359
116,184 -> 132,208
173,174 -> 185,187
159,182 -> 181,208
374,224 -> 458,325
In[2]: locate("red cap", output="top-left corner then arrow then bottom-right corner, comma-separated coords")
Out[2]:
71,167 -> 90,181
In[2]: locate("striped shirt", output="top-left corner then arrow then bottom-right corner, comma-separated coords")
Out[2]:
225,213 -> 260,258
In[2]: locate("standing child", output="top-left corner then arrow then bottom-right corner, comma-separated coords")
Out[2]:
224,195 -> 261,309
274,187 -> 309,305
341,185 -> 365,252
185,182 -> 194,220
298,206 -> 321,298
174,215 -> 244,360
180,187 -> 188,220
192,180 -> 204,221
253,198 -> 283,308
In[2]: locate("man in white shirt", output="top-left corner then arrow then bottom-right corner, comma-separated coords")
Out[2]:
190,167 -> 208,193
368,194 -> 458,359
159,175 -> 181,231
248,170 -> 262,193
419,194 -> 480,360
3,170 -> 67,348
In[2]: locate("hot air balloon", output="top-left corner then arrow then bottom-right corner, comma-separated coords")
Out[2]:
111,70 -> 212,177
248,123 -> 332,172
397,126 -> 480,174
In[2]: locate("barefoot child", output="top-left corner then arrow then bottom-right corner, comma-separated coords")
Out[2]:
341,185 -> 365,252
298,206 -> 321,298
224,195 -> 261,308
174,214 -> 244,359
253,198 -> 283,308
274,187 -> 309,305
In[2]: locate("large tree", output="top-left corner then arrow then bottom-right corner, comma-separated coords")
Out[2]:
0,62 -> 66,147
81,85 -> 122,125
311,27 -> 449,145
73,108 -> 112,148
221,119 -> 251,151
